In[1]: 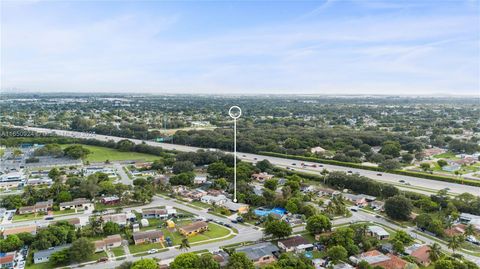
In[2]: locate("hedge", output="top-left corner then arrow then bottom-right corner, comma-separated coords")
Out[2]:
259,151 -> 480,187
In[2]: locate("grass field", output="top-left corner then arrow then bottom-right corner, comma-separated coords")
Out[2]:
111,246 -> 125,257
128,242 -> 164,254
61,144 -> 160,162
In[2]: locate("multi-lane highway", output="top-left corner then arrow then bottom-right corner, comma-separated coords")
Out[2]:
19,126 -> 480,196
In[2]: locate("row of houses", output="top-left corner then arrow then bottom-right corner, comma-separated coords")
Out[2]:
172,186 -> 250,213
18,200 -> 54,215
16,198 -> 94,215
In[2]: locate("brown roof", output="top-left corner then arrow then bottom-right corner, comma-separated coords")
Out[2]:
18,206 -> 35,212
3,225 -> 36,236
133,230 -> 163,241
104,234 -> 122,244
278,236 -> 310,248
94,240 -> 105,249
410,245 -> 431,265
372,254 -> 408,269
179,221 -> 208,233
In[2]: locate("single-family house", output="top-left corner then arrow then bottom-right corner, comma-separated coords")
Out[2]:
18,200 -> 53,215
94,234 -> 123,252
59,198 -> 93,211
201,195 -> 228,205
142,209 -> 168,219
277,236 -> 313,253
251,172 -> 274,182
212,250 -> 230,267
236,242 -> 279,266
2,225 -> 37,239
368,226 -> 390,240
405,244 -> 431,266
0,252 -> 15,268
133,230 -> 164,245
33,244 -> 71,264
351,250 -> 408,269
102,213 -> 128,226
194,175 -> 207,185
223,200 -> 249,214
178,221 -> 209,236
99,196 -> 120,205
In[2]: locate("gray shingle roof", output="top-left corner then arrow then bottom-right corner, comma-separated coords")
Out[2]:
236,242 -> 279,261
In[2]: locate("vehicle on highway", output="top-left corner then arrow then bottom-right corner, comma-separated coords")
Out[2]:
148,249 -> 159,254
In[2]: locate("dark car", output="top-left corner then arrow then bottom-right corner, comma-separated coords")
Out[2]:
236,217 -> 244,223
97,257 -> 108,263
347,170 -> 353,173
377,173 -> 382,176
231,220 -> 238,224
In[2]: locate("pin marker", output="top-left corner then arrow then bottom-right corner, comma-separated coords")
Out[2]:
228,106 -> 242,202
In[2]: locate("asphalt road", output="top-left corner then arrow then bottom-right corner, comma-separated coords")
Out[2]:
19,126 -> 480,196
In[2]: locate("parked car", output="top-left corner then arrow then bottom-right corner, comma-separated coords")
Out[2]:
236,216 -> 244,222
97,257 -> 108,263
376,173 -> 382,176
45,216 -> 54,220
347,170 -> 352,173
148,249 -> 159,254
231,220 -> 238,224
399,180 -> 405,183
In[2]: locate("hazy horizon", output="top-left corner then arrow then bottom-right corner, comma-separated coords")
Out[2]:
2,0 -> 479,95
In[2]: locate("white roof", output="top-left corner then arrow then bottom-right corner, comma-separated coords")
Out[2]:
368,226 -> 389,236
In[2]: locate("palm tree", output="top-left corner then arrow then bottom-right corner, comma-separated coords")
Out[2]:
447,235 -> 464,254
179,238 -> 190,251
428,243 -> 442,262
465,224 -> 475,237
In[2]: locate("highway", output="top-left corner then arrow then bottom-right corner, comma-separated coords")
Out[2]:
19,126 -> 480,196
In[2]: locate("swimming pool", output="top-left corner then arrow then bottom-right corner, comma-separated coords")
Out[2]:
254,207 -> 287,217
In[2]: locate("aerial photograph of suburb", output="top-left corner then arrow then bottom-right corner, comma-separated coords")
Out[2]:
0,1 -> 479,269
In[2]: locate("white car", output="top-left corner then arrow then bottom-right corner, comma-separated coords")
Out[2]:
147,249 -> 159,254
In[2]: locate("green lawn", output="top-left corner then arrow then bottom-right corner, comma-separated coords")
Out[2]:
87,251 -> 108,262
111,246 -> 125,257
61,144 -> 160,162
188,223 -> 231,243
433,152 -> 459,159
13,213 -> 44,222
190,201 -> 212,209
128,242 -> 164,254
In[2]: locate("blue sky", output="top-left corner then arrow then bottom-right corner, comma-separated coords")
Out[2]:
1,0 -> 479,95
